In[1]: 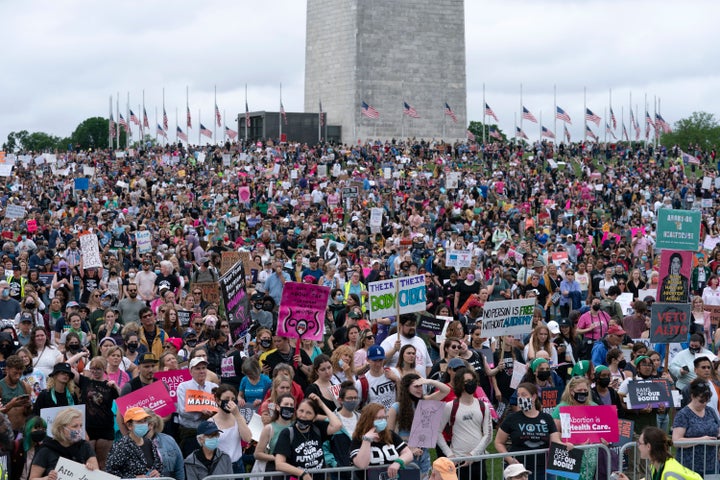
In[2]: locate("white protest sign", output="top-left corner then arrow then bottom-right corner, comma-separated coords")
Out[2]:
368,279 -> 398,320
398,274 -> 427,315
317,165 -> 327,178
79,234 -> 102,269
618,292 -> 635,315
83,166 -> 95,176
196,153 -> 206,164
445,249 -> 472,268
703,177 -> 712,190
510,361 -> 528,389
0,164 -> 13,177
135,230 -> 152,254
445,172 -> 460,189
223,154 -> 232,166
332,164 -> 341,177
383,167 -> 391,179
55,457 -> 119,480
248,412 -> 265,441
41,405 -> 86,438
480,298 -> 536,338
4,204 -> 26,219
43,153 -> 57,163
115,181 -> 129,189
369,208 -> 383,233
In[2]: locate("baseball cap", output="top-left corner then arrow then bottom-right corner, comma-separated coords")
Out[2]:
547,321 -> 560,335
138,353 -> 158,364
124,406 -> 150,423
197,421 -> 222,436
189,357 -> 209,369
558,318 -> 572,328
504,464 -> 532,479
367,345 -> 385,361
571,360 -> 591,377
19,312 -> 34,323
183,328 -> 197,339
432,458 -> 458,480
607,325 -> 626,336
447,358 -> 465,370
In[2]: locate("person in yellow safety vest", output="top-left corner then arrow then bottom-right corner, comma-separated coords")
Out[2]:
343,270 -> 368,312
6,268 -> 27,302
616,426 -> 703,480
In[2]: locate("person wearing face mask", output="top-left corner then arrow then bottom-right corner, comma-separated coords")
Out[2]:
495,382 -> 563,480
437,367 -> 492,480
324,383 -> 361,476
591,365 -> 625,413
255,393 -> 297,477
552,377 -> 599,480
0,280 -> 21,324
250,293 -> 275,332
670,334 -> 719,391
350,403 -> 414,480
29,407 -> 98,480
106,407 -> 163,479
20,416 -> 47,480
576,298 -> 610,361
380,314 -> 433,378
207,385 -> 252,473
509,358 -> 565,412
183,420 -> 232,480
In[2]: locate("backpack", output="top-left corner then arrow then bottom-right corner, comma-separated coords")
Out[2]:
357,375 -> 369,406
441,397 -> 487,443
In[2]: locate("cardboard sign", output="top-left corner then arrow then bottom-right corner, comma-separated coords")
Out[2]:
194,281 -> 221,306
79,233 -> 102,269
558,405 -> 619,443
185,389 -> 218,413
369,208 -> 383,233
238,251 -> 261,276
649,302 -> 691,343
656,250 -> 691,303
479,298 -> 535,338
541,387 -> 560,414
547,442 -> 584,480
220,251 -> 242,275
277,282 -> 331,340
656,208 -> 701,251
706,305 -> 720,326
116,380 -> 175,417
626,378 -> 673,409
445,249 -> 472,268
342,186 -> 358,198
154,369 -> 192,398
445,172 -> 460,189
509,361 -> 527,389
407,400 -> 445,448
368,279 -> 398,320
55,458 -> 119,480
617,418 -> 634,446
135,230 -> 152,254
40,405 -> 86,438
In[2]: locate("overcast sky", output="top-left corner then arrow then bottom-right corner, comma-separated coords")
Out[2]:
2,0 -> 719,145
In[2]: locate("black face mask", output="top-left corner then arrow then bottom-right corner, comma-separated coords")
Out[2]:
295,418 -> 311,429
592,304 -> 601,311
464,381 -> 478,395
219,400 -> 232,414
689,347 -> 702,354
0,344 -> 12,357
279,406 -> 295,420
253,302 -> 264,310
126,343 -> 139,353
573,392 -> 588,403
536,370 -> 551,381
30,430 -> 47,443
67,344 -> 81,353
262,304 -> 274,312
618,359 -> 627,370
260,339 -> 272,349
186,339 -> 198,348
596,377 -> 611,388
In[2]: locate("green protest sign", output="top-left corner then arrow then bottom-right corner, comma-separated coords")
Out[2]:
656,208 -> 701,251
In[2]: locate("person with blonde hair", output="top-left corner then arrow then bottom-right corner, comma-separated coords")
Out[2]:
330,345 -> 356,383
351,402 -> 414,477
29,407 -> 98,480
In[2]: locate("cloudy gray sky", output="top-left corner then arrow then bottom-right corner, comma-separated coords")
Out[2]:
2,0 -> 719,145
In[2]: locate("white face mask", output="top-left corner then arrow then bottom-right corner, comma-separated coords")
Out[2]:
517,396 -> 534,412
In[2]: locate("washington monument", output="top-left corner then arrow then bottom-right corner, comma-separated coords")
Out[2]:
304,0 -> 467,144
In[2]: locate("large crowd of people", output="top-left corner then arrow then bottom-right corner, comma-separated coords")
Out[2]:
0,136 -> 717,480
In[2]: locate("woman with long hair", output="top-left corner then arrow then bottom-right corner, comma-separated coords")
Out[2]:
104,346 -> 130,390
33,362 -> 80,414
300,339 -> 322,362
78,356 -> 119,470
330,345 -> 355,383
523,324 -> 558,365
351,403 -> 414,478
20,416 -> 47,480
389,345 -> 418,379
552,377 -> 598,480
259,374 -> 295,425
429,337 -> 463,382
387,373 -> 450,475
305,354 -> 339,411
254,393 -> 296,476
353,329 -> 375,369
27,327 -> 59,378
162,306 -> 184,338
492,334 -> 523,412
616,426 -> 703,480
626,268 -> 647,300
209,384 -> 253,473
238,357 -> 272,411
17,347 -> 46,404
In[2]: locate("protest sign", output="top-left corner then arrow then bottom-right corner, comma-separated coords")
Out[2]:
154,369 -> 192,399
194,282 -> 221,306
558,405 -> 619,443
398,275 -> 427,315
83,165 -> 95,176
277,282 -> 331,341
626,378 -> 673,409
79,233 -> 102,269
551,251 -> 569,267
135,230 -> 152,254
649,302 -> 691,343
547,442 -> 584,480
41,405 -> 85,438
368,279 -> 398,320
74,178 -> 89,190
185,390 -> 218,413
541,387 -> 560,414
617,419 -> 634,446
445,172 -> 460,189
220,260 -> 250,335
706,305 -> 720,326
509,360 -> 527,389
656,208 -> 701,251
116,380 -> 175,417
617,292 -> 634,315
177,309 -> 192,327
317,164 -> 327,178
238,251 -> 261,276
416,314 -> 449,336
408,400 -> 445,448
4,204 -> 26,219
369,208 -> 383,232
479,298 -> 535,338
27,219 -> 37,233
238,186 -> 251,203
55,458 -> 119,480
248,412 -> 265,441
0,164 -> 12,177
445,249 -> 472,269
342,186 -> 358,198
656,250 -> 691,303
220,251 -> 242,275
39,273 -> 54,287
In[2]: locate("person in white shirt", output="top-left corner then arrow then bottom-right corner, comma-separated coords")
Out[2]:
380,315 -> 433,377
176,357 -> 219,453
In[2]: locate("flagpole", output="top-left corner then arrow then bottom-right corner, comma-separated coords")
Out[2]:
443,98 -> 446,140
318,89 -> 322,144
175,108 -> 179,143
223,109 -> 227,143
629,91 -> 633,142
214,85 -> 217,143
245,84 -> 248,142
644,93 -> 648,147
519,83 -> 523,136
186,86 -> 190,138
116,92 -> 120,150
162,88 -> 166,144
514,112 -> 517,145
198,109 -> 201,145
154,107 -> 158,144
141,89 -> 145,141
126,92 -> 130,148
553,84 -> 557,143
621,106 -> 625,142
482,83 -> 486,144
603,107 -> 607,143
279,83 -> 283,142
583,87 -> 587,143
539,111 -> 542,141
108,95 -> 113,149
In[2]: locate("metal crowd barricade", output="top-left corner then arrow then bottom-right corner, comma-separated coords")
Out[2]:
619,438 -> 720,480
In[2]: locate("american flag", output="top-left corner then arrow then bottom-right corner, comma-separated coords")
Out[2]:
129,109 -> 139,126
585,108 -> 601,126
215,104 -> 222,127
622,123 -> 629,141
489,127 -> 502,140
484,103 -> 498,122
630,110 -> 640,139
157,124 -> 167,138
522,106 -> 537,123
645,111 -> 654,139
680,150 -> 700,165
177,126 -> 188,142
541,126 -> 555,139
118,114 -> 130,133
586,125 -> 598,141
403,102 -> 420,118
142,108 -> 149,128
163,108 -> 168,131
515,126 -> 528,140
245,102 -> 251,127
445,103 -> 458,123
280,102 -> 287,125
361,101 -> 380,119
466,129 -> 476,142
564,124 -> 571,143
605,124 -> 617,140
555,106 -> 572,124
199,123 -> 212,138
109,114 -> 116,137
319,100 -> 323,127
656,113 -> 672,133
225,126 -> 238,140
610,108 -> 617,129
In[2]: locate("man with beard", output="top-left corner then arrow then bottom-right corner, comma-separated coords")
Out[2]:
380,314 -> 433,377
117,282 -> 145,324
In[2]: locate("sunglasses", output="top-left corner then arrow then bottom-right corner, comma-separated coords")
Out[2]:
193,323 -> 203,327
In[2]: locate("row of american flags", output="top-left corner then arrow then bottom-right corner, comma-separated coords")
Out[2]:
361,101 -> 459,123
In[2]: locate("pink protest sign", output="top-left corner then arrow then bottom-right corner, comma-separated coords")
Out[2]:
116,380 -> 175,417
238,186 -> 251,203
27,219 -> 37,233
154,369 -> 192,399
558,405 -> 619,443
277,282 -> 331,341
